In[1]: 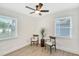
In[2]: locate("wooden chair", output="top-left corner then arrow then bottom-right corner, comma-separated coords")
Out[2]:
31,34 -> 39,46
45,36 -> 56,54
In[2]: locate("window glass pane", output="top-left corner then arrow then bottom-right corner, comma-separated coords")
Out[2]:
56,27 -> 60,35
0,17 -> 9,38
60,19 -> 70,27
60,28 -> 70,37
8,20 -> 16,37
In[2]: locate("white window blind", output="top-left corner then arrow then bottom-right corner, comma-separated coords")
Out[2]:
55,16 -> 72,38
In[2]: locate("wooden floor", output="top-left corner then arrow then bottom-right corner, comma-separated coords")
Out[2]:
5,45 -> 79,56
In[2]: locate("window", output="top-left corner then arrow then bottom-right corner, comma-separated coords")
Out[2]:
55,16 -> 72,38
0,16 -> 17,40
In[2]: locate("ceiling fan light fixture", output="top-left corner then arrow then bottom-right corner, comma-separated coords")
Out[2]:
35,10 -> 40,14
25,3 -> 49,16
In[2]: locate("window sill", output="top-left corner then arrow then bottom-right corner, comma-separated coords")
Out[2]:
55,36 -> 72,39
0,36 -> 17,41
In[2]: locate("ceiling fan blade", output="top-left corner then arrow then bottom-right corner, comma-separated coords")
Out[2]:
25,6 -> 35,10
40,10 -> 49,12
30,12 -> 35,14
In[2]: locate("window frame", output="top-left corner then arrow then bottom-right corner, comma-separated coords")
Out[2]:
0,15 -> 17,40
55,16 -> 72,38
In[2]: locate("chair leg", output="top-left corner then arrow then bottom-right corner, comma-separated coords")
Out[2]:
36,41 -> 38,46
50,46 -> 52,54
55,46 -> 56,51
37,42 -> 38,46
44,44 -> 46,50
36,40 -> 39,46
31,41 -> 32,46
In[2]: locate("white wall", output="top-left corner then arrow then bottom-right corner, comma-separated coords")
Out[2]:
0,7 -> 40,55
38,7 -> 79,54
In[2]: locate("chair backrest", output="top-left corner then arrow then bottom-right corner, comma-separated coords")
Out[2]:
33,34 -> 39,37
49,36 -> 56,44
32,34 -> 39,40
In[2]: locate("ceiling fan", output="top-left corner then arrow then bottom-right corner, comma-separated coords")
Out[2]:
25,3 -> 49,16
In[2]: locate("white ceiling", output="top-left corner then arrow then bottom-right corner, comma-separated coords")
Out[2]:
0,3 -> 79,16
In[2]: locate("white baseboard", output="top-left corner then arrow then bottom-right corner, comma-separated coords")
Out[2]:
57,46 -> 79,55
